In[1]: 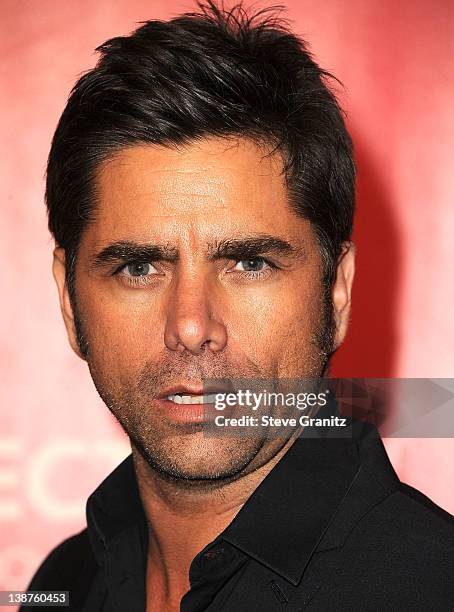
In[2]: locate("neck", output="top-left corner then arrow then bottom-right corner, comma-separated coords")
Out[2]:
131,432 -> 300,604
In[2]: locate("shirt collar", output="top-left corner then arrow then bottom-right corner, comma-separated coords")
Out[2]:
218,430 -> 359,584
86,412 -> 399,587
86,453 -> 147,566
219,418 -> 400,585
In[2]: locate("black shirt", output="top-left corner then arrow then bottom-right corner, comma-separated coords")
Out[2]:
24,420 -> 454,611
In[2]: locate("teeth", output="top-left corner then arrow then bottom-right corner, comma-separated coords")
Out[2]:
166,394 -> 217,404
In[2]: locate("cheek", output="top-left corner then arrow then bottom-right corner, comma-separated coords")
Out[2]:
227,274 -> 323,359
76,283 -> 162,374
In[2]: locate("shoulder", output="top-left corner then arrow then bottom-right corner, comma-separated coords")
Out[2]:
352,427 -> 454,555
349,481 -> 454,554
305,483 -> 454,608
26,528 -> 97,592
343,481 -> 454,584
381,482 -> 454,541
397,481 -> 454,522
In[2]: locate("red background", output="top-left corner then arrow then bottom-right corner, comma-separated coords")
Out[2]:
1,0 -> 453,592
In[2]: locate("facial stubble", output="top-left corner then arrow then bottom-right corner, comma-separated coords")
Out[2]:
70,275 -> 335,486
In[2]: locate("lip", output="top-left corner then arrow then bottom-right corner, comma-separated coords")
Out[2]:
155,398 -> 214,424
156,382 -> 234,399
155,382 -> 235,424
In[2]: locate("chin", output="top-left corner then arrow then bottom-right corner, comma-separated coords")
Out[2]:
134,432 -> 264,484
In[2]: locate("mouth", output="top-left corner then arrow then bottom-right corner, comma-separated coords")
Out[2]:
157,382 -> 233,401
155,383 -> 234,423
164,393 -> 219,405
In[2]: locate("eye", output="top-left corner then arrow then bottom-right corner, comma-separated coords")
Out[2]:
122,262 -> 158,277
229,257 -> 278,281
233,258 -> 269,273
114,261 -> 161,289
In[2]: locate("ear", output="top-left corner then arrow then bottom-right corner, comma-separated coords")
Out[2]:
331,241 -> 355,351
52,247 -> 85,360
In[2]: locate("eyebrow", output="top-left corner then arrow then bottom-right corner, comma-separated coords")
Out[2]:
90,235 -> 304,269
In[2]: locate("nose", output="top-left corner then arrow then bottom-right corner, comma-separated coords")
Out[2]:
164,274 -> 228,355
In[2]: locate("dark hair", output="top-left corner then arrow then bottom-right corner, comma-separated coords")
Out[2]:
46,0 -> 355,296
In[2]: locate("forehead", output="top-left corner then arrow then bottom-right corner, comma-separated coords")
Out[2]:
91,136 -> 308,242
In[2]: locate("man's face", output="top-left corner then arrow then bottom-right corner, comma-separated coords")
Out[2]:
53,137 -> 354,482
